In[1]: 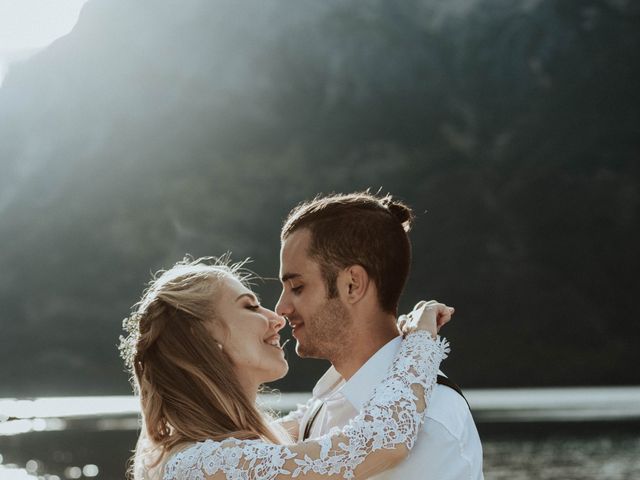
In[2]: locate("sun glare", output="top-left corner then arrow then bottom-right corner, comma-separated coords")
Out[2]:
0,0 -> 89,81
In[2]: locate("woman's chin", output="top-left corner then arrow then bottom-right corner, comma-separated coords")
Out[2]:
278,361 -> 289,379
268,362 -> 289,383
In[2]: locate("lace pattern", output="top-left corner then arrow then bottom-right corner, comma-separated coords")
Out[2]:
163,332 -> 449,480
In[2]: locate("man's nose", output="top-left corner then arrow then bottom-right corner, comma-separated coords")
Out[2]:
275,291 -> 292,317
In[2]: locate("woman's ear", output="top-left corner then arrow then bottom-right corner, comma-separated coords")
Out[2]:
340,265 -> 369,304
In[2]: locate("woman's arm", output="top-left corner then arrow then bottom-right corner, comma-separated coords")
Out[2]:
270,300 -> 451,444
163,331 -> 449,480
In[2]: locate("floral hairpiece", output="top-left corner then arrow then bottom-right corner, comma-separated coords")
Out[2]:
119,312 -> 142,371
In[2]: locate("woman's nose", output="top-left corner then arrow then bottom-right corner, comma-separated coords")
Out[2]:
267,310 -> 286,332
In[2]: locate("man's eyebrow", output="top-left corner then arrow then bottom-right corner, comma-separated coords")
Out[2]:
235,292 -> 260,303
280,273 -> 301,283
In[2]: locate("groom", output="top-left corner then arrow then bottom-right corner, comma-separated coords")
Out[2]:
276,191 -> 483,479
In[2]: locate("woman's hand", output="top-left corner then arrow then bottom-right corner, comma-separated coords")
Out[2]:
397,300 -> 454,338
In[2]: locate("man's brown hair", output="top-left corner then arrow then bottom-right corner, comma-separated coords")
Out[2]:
281,191 -> 414,314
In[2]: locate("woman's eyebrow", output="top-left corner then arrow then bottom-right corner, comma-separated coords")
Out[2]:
235,292 -> 260,303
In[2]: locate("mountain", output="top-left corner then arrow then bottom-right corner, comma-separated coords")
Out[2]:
0,0 -> 638,395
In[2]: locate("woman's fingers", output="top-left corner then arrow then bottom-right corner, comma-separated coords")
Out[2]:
413,303 -> 439,337
397,314 -> 408,335
412,300 -> 437,311
436,306 -> 455,331
412,300 -> 427,310
401,301 -> 455,336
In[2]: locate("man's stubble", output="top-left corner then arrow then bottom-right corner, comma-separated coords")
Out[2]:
296,296 -> 353,362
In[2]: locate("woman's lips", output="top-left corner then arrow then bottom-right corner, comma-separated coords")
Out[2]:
264,334 -> 281,348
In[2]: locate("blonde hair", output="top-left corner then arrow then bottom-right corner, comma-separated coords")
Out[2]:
119,256 -> 282,476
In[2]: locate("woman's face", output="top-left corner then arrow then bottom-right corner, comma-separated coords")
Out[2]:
216,275 -> 288,393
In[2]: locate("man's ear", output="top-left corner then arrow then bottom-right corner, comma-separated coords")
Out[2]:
340,265 -> 369,304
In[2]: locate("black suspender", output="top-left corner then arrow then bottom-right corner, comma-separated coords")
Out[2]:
302,401 -> 323,441
437,374 -> 470,408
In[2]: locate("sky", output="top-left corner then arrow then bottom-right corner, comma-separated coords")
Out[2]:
0,0 -> 89,82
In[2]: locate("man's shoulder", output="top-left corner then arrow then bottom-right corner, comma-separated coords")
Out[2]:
376,384 -> 484,480
424,383 -> 476,440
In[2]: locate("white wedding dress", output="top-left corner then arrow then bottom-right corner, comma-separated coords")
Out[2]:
159,331 -> 448,480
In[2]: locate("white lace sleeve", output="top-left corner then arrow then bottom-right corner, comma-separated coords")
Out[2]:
163,331 -> 449,480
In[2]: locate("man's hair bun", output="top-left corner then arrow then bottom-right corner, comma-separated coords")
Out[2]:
381,195 -> 414,232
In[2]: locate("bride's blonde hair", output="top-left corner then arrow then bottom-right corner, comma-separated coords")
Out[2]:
119,256 -> 282,475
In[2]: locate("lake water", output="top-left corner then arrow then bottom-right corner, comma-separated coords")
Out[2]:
1,390 -> 640,479
2,423 -> 639,479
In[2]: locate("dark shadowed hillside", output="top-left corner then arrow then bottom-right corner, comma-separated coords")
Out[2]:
0,0 -> 638,395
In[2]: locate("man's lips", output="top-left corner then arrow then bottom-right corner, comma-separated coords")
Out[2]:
290,322 -> 304,338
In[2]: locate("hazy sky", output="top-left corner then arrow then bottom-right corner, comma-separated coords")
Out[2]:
0,0 -> 89,81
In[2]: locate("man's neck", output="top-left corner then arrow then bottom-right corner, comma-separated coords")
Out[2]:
330,316 -> 399,380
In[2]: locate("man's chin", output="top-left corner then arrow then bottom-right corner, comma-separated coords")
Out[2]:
294,343 -> 311,358
295,342 -> 325,360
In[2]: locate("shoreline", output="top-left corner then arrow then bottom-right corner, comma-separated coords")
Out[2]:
1,386 -> 640,434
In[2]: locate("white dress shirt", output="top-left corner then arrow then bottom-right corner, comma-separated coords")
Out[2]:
297,336 -> 484,480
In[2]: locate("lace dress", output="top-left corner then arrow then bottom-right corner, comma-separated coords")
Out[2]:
162,332 -> 449,480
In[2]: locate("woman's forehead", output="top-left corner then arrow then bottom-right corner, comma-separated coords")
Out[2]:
221,274 -> 253,298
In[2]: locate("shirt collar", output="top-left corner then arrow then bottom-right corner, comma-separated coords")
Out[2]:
311,364 -> 345,399
340,336 -> 403,411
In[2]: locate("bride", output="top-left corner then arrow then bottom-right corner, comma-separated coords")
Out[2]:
119,257 -> 452,479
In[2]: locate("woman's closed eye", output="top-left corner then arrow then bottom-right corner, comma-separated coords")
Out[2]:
246,304 -> 261,311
